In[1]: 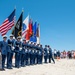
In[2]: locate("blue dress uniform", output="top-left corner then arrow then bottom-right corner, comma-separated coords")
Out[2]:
30,49 -> 33,65
33,44 -> 36,65
30,43 -> 34,65
14,38 -> 22,68
39,45 -> 43,64
0,35 -> 8,70
36,45 -> 39,64
21,41 -> 27,67
35,49 -> 38,64
33,49 -> 35,65
44,45 -> 48,63
31,43 -> 36,65
25,43 -> 29,65
27,44 -> 31,65
7,38 -> 15,69
48,46 -> 55,63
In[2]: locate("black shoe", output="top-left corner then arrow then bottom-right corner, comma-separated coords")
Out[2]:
7,67 -> 13,69
0,68 -> 5,71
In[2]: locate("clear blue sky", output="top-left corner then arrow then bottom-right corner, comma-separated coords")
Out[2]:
0,0 -> 75,51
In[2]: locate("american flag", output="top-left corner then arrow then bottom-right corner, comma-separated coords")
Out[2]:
0,9 -> 15,36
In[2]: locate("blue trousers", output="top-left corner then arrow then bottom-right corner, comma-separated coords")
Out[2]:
26,53 -> 29,65
7,52 -> 13,68
49,55 -> 55,63
21,54 -> 26,67
40,55 -> 43,64
33,54 -> 36,64
15,52 -> 20,68
2,54 -> 6,69
36,54 -> 39,64
44,56 -> 48,63
30,53 -> 33,65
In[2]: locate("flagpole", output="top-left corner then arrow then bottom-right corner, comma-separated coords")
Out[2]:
11,8 -> 16,36
38,23 -> 40,44
21,8 -> 24,38
11,6 -> 16,37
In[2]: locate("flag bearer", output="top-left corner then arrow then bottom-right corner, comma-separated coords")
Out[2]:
7,34 -> 15,69
21,39 -> 27,67
14,36 -> 22,68
0,35 -> 8,71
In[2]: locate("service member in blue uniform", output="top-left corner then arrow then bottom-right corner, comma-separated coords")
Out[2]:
0,35 -> 8,71
37,45 -> 41,64
44,45 -> 48,63
7,34 -> 15,69
30,42 -> 34,65
36,44 -> 39,64
48,45 -> 55,64
39,45 -> 43,64
25,41 -> 29,65
14,36 -> 22,68
33,43 -> 36,65
21,39 -> 27,67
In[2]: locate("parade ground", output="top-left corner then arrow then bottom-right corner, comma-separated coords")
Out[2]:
0,59 -> 75,75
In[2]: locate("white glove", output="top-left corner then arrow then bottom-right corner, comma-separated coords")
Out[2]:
20,47 -> 22,50
48,50 -> 49,53
0,52 -> 1,55
25,49 -> 27,52
12,47 -> 15,50
29,50 -> 31,52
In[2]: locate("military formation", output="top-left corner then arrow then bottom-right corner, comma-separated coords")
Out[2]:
0,34 -> 55,71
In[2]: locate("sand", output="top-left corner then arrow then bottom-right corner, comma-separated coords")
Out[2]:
0,59 -> 75,75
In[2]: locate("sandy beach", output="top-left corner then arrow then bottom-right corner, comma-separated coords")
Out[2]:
0,59 -> 75,75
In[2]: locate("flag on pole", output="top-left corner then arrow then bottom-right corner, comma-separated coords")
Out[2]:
30,22 -> 37,42
22,15 -> 33,40
22,15 -> 29,40
0,9 -> 15,36
29,19 -> 33,37
12,12 -> 23,38
36,24 -> 40,44
25,18 -> 33,40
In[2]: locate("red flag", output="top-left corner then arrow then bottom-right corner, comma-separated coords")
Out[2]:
24,18 -> 33,40
25,30 -> 30,40
29,19 -> 33,37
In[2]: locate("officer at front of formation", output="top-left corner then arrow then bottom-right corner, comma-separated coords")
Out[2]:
14,36 -> 22,68
0,35 -> 8,71
21,39 -> 27,67
48,45 -> 55,64
44,45 -> 48,63
7,34 -> 15,69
